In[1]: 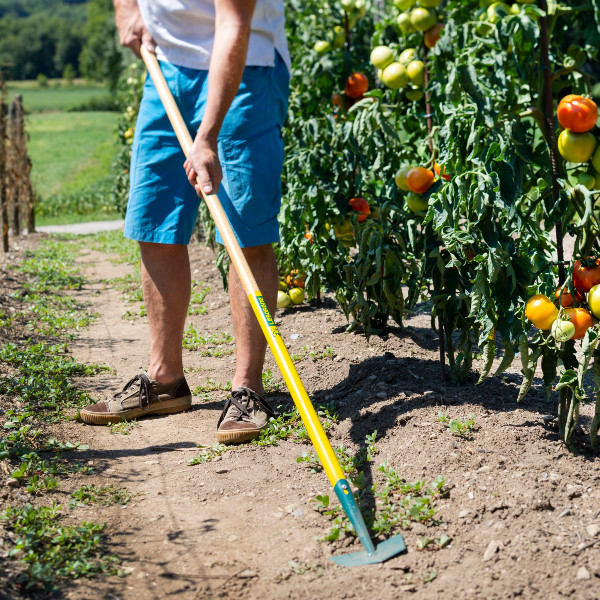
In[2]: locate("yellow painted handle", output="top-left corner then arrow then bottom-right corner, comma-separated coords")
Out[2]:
140,47 -> 345,486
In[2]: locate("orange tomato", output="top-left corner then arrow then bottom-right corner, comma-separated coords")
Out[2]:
564,307 -> 594,339
286,270 -> 305,289
557,95 -> 598,133
406,167 -> 435,194
434,162 -> 451,181
554,286 -> 585,307
304,231 -> 314,244
345,72 -> 369,99
525,294 -> 558,330
348,197 -> 370,222
332,92 -> 343,107
424,24 -> 444,49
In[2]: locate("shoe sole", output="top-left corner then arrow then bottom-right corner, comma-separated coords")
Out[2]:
216,427 -> 263,444
80,396 -> 192,425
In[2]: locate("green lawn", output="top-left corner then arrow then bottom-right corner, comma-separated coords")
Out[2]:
27,111 -> 120,196
6,79 -> 114,113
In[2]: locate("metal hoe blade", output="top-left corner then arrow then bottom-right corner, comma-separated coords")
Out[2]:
330,534 -> 407,567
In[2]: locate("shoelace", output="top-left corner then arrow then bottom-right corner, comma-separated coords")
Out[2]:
217,387 -> 276,428
115,373 -> 153,411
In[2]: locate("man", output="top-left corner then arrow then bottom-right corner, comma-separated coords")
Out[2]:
80,0 -> 290,444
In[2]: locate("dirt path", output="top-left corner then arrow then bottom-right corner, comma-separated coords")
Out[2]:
38,237 -> 600,599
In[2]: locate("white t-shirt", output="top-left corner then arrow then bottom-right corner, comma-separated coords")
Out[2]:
137,0 -> 291,72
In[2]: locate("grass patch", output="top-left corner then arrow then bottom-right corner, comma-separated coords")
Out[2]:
7,80 -> 114,113
1,503 -> 123,593
0,342 -> 106,421
69,484 -> 133,509
27,111 -> 119,197
0,234 -> 126,593
85,229 -> 139,264
302,433 -> 448,544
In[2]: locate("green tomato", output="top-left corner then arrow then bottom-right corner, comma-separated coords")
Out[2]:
395,166 -> 411,190
370,46 -> 394,69
419,0 -> 442,6
406,192 -> 428,213
406,60 -> 425,87
277,291 -> 291,308
577,172 -> 596,190
289,287 -> 305,305
551,319 -> 576,342
380,62 -> 409,89
332,26 -> 346,49
410,7 -> 437,31
405,87 -> 424,101
393,0 -> 415,8
588,284 -> 600,318
591,146 -> 600,173
399,48 -> 418,66
396,13 -> 415,34
558,130 -> 597,164
313,40 -> 331,55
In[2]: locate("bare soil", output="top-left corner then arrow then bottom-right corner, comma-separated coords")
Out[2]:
3,233 -> 600,600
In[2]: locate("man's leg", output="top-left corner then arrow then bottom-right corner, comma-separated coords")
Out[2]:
140,241 -> 191,383
228,243 -> 278,394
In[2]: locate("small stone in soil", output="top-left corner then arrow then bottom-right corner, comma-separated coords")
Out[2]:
482,540 -> 503,562
577,566 -> 591,580
586,523 -> 600,537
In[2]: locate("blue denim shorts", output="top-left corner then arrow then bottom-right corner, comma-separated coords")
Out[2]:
124,52 -> 289,247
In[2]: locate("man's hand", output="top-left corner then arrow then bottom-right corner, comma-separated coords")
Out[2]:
184,135 -> 223,197
114,0 -> 155,58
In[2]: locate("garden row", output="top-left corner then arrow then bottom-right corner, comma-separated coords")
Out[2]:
110,0 -> 600,448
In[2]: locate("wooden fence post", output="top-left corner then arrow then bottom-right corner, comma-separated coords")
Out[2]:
0,83 -> 7,252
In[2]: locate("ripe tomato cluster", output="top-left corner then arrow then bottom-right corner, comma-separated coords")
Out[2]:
556,95 -> 600,189
525,257 -> 600,342
394,162 -> 450,214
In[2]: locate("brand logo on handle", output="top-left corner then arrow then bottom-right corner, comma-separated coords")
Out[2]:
255,295 -> 281,338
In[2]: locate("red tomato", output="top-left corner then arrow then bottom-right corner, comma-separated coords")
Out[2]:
564,307 -> 594,339
345,73 -> 369,99
573,258 -> 600,293
557,95 -> 598,133
348,197 -> 370,222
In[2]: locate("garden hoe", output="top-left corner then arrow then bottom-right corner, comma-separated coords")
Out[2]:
140,46 -> 406,568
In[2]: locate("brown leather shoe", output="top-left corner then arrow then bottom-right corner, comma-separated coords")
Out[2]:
80,373 -> 192,425
216,387 -> 276,444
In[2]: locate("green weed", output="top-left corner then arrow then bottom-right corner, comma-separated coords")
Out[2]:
188,281 -> 211,315
306,434 -> 447,544
108,420 -> 139,435
253,403 -> 337,447
0,342 -> 107,420
188,443 -> 229,465
183,325 -> 233,350
1,503 -> 123,592
290,346 -> 335,362
436,411 -> 477,437
69,484 -> 133,508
